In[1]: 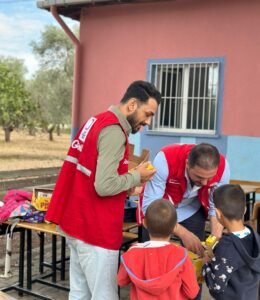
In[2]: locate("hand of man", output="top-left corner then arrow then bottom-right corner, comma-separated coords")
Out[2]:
135,161 -> 156,183
127,186 -> 143,196
174,223 -> 205,257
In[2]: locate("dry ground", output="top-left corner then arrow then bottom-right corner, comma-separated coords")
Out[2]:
0,129 -> 70,171
0,129 -> 70,283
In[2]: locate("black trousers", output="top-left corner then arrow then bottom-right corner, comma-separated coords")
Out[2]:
179,206 -> 206,241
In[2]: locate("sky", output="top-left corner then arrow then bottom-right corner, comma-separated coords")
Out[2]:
0,0 -> 77,78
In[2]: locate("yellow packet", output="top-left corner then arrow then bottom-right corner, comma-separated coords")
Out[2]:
188,251 -> 204,284
32,189 -> 53,211
146,163 -> 155,170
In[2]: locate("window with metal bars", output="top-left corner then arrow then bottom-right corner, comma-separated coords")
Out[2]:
149,61 -> 221,135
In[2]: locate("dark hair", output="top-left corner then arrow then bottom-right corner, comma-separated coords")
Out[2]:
145,199 -> 177,238
188,143 -> 220,170
213,184 -> 246,220
120,80 -> 161,105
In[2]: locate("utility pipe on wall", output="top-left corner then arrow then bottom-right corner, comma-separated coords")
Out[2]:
50,5 -> 81,139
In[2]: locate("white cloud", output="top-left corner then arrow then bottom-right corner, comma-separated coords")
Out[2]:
0,12 -> 45,38
19,52 -> 40,79
0,12 -> 43,77
0,6 -> 78,78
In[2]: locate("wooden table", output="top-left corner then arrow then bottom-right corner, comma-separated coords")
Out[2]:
1,221 -> 139,299
1,222 -> 69,300
240,185 -> 259,221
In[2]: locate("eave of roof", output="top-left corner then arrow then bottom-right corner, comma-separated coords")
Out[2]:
37,0 -> 170,21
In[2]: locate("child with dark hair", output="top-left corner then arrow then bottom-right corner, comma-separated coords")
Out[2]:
202,184 -> 260,300
118,199 -> 199,300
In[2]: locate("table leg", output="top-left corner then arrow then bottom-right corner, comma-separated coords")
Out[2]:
257,207 -> 260,235
252,192 -> 256,216
27,229 -> 32,290
60,237 -> 66,280
245,192 -> 255,221
18,228 -> 25,296
138,225 -> 142,242
39,232 -> 45,274
51,235 -> 57,283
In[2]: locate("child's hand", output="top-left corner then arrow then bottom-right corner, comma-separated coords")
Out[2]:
202,251 -> 210,264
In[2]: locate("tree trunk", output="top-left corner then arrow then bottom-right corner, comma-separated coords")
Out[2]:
49,131 -> 53,141
28,127 -> 36,136
56,124 -> 61,136
47,124 -> 55,141
3,126 -> 13,142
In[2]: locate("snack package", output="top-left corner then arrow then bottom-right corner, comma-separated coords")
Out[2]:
31,188 -> 53,211
188,251 -> 204,284
201,234 -> 219,258
146,163 -> 155,170
187,235 -> 219,283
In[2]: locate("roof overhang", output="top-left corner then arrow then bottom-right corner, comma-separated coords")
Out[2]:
37,0 -> 170,21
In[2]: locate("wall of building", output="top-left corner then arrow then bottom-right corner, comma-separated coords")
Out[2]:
77,0 -> 260,181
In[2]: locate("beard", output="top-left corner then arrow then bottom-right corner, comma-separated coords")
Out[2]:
127,112 -> 141,134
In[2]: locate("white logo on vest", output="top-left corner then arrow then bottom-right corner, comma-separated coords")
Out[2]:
72,140 -> 83,152
123,159 -> 129,165
79,117 -> 97,142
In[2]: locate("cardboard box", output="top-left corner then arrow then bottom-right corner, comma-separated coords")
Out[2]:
128,144 -> 150,171
32,188 -> 53,211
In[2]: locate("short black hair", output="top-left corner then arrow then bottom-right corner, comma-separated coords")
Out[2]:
188,143 -> 220,170
145,199 -> 177,238
120,80 -> 161,105
213,184 -> 246,220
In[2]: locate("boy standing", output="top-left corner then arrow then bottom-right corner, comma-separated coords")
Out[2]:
118,199 -> 199,300
202,184 -> 260,300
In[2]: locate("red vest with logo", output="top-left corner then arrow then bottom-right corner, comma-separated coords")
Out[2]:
45,111 -> 129,250
137,144 -> 225,224
162,144 -> 225,216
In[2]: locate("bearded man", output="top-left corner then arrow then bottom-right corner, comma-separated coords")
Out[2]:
45,80 -> 161,300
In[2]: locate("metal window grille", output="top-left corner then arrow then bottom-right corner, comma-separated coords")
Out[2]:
150,62 -> 220,134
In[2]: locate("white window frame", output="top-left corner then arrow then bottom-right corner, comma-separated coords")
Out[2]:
148,58 -> 224,136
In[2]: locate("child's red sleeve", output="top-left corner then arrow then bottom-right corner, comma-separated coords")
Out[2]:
181,256 -> 200,299
117,263 -> 131,286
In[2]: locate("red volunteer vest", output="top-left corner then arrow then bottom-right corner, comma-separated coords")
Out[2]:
45,111 -> 129,250
162,144 -> 225,216
137,144 -> 225,224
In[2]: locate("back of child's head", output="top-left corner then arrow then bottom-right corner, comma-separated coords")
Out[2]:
145,199 -> 177,238
213,184 -> 246,220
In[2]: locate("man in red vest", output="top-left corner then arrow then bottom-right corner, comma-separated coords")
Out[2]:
141,143 -> 230,257
45,80 -> 161,300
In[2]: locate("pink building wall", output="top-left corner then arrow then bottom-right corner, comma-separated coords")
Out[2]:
78,0 -> 260,137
